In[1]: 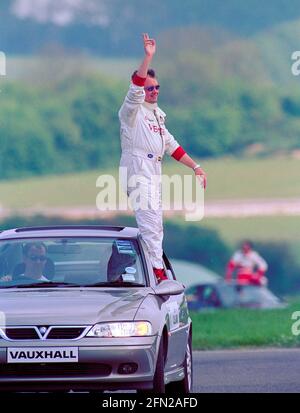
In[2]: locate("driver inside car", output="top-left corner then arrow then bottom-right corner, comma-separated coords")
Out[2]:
0,242 -> 49,282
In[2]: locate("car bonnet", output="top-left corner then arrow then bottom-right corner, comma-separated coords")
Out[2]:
0,287 -> 151,325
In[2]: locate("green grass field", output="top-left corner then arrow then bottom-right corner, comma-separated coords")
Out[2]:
199,216 -> 300,244
0,156 -> 300,209
1,155 -> 299,264
178,155 -> 300,200
191,298 -> 300,349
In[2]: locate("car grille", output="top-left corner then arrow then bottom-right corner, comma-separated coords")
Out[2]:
0,363 -> 112,378
4,328 -> 39,340
47,328 -> 85,340
3,327 -> 87,340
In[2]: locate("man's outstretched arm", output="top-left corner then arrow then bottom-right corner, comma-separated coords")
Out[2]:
134,33 -> 156,80
165,132 -> 207,189
119,33 -> 155,125
176,153 -> 207,189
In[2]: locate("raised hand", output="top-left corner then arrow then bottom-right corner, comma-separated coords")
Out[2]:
143,33 -> 156,58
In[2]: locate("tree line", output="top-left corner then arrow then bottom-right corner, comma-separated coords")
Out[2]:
1,70 -> 300,179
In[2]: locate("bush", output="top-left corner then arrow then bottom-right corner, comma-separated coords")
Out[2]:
253,241 -> 300,295
164,221 -> 230,274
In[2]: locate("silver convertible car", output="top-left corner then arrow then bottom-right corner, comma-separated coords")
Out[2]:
0,225 -> 192,393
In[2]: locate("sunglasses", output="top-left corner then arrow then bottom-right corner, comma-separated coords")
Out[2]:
145,85 -> 160,92
28,255 -> 47,262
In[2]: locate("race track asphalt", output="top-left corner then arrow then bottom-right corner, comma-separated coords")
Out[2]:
193,348 -> 300,393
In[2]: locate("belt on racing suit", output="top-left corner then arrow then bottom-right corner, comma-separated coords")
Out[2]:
122,149 -> 163,162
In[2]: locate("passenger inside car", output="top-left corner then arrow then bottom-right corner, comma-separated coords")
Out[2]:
107,241 -> 137,282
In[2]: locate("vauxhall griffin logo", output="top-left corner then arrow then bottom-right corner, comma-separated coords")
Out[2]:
38,326 -> 48,337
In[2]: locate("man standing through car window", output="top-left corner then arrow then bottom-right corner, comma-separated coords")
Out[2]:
119,33 -> 207,283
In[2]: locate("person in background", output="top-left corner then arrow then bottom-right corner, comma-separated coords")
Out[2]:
225,240 -> 268,286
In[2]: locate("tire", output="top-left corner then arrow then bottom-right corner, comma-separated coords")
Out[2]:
166,334 -> 193,393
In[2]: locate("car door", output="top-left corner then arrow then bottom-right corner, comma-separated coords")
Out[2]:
162,253 -> 190,371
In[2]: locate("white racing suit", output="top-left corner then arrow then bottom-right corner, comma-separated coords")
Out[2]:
226,250 -> 268,285
118,74 -> 186,269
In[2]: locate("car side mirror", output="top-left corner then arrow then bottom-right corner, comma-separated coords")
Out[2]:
153,280 -> 185,296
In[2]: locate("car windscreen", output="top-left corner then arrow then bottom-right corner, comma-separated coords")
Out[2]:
0,237 -> 145,288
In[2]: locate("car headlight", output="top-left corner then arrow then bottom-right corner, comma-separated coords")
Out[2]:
86,321 -> 152,338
